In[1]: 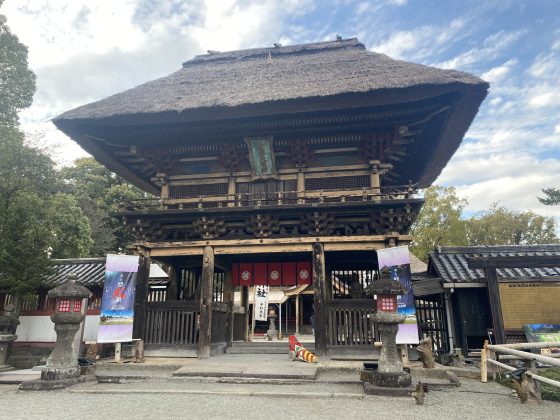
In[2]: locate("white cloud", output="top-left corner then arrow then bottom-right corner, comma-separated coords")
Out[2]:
370,18 -> 466,61
436,29 -> 525,70
481,59 -> 517,83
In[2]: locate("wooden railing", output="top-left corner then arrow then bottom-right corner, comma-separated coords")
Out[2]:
120,184 -> 416,212
326,299 -> 377,347
144,301 -> 199,345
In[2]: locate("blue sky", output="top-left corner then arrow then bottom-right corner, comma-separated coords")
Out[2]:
2,0 -> 559,219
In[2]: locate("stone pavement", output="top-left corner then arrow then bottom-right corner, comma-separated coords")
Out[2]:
1,378 -> 559,419
0,368 -> 41,384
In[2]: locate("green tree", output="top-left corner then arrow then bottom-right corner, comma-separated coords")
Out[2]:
49,194 -> 93,258
539,188 -> 560,206
465,204 -> 558,245
61,157 -> 147,255
0,4 -> 36,125
410,186 -> 468,262
0,8 -> 92,310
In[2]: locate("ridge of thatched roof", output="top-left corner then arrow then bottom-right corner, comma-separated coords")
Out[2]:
54,38 -> 487,123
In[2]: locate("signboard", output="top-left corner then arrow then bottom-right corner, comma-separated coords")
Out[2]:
377,246 -> 419,344
524,324 -> 560,354
254,285 -> 270,321
97,254 -> 139,343
499,282 -> 560,329
245,136 -> 277,180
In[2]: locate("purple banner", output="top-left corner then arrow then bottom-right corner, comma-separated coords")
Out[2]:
97,254 -> 139,343
377,246 -> 419,344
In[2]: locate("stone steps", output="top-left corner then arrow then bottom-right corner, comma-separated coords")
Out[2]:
226,341 -> 314,354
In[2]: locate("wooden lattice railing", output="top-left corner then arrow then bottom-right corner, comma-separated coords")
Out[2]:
144,301 -> 200,345
325,299 -> 377,347
120,184 -> 417,212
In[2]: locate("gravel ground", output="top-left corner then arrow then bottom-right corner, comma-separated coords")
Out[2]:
1,379 -> 558,420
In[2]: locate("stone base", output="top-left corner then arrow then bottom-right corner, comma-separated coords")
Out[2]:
41,366 -> 80,381
19,375 -> 95,391
266,330 -> 278,340
363,382 -> 416,397
372,370 -> 412,388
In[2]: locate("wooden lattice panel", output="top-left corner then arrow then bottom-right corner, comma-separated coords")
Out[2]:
305,175 -> 370,190
169,184 -> 228,198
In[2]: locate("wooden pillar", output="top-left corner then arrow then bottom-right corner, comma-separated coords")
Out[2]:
241,286 -> 250,342
197,246 -> 214,358
313,242 -> 328,356
296,165 -> 305,203
295,294 -> 300,335
370,160 -> 380,198
227,176 -> 236,207
485,267 -> 506,344
133,253 -> 150,340
224,270 -> 234,344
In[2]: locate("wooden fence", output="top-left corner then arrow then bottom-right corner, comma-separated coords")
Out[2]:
211,302 -> 229,344
144,301 -> 199,345
326,299 -> 377,347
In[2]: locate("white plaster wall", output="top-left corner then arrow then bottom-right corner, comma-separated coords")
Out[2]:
15,315 -> 100,343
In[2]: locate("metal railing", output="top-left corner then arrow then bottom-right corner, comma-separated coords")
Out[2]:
120,184 -> 417,212
481,340 -> 560,389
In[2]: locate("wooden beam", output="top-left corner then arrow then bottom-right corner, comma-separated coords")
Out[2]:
466,255 -> 560,269
485,267 -> 506,345
313,242 -> 328,356
132,254 -> 150,340
197,246 -> 214,358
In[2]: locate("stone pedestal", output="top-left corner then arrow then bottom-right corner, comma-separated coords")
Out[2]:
267,314 -> 278,340
41,316 -> 82,380
0,334 -> 16,366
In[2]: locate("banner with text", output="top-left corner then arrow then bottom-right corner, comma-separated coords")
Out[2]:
377,246 -> 419,344
254,285 -> 270,321
97,254 -> 139,343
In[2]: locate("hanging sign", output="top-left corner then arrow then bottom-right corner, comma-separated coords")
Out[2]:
377,246 -> 419,344
97,254 -> 139,343
254,285 -> 270,321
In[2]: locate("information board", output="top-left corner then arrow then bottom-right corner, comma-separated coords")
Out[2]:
499,282 -> 560,329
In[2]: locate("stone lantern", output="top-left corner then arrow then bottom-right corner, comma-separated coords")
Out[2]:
364,271 -> 412,393
266,306 -> 278,340
41,273 -> 92,381
0,304 -> 20,367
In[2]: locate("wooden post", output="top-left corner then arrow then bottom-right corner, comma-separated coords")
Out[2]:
133,253 -> 150,340
227,176 -> 236,207
485,267 -> 506,344
165,263 -> 178,301
114,342 -> 121,363
481,340 -> 488,383
313,242 -> 328,356
242,286 -> 250,342
370,160 -> 380,199
296,165 -> 305,203
197,246 -> 214,358
224,270 -> 234,344
295,294 -> 300,335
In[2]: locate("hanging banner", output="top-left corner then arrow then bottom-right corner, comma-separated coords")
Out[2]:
97,254 -> 139,343
377,246 -> 419,344
254,285 -> 270,321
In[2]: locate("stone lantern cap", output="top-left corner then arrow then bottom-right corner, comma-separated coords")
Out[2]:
368,277 -> 405,296
48,273 -> 92,299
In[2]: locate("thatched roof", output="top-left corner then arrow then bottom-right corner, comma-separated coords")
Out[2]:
55,38 -> 486,123
53,38 -> 488,191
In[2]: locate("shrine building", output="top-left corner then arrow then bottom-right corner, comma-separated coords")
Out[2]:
53,38 -> 488,358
